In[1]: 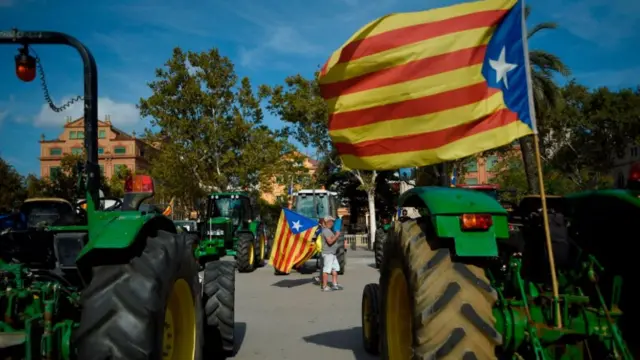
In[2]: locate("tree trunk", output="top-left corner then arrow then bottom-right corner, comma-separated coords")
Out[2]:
367,191 -> 376,250
519,136 -> 540,194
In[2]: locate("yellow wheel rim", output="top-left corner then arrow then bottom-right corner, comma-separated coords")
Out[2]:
259,234 -> 266,260
249,242 -> 255,266
363,293 -> 372,341
162,279 -> 196,360
386,265 -> 412,359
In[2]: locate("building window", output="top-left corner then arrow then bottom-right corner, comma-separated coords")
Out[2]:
465,159 -> 478,172
77,132 -> 84,139
114,146 -> 127,154
98,130 -> 106,139
72,148 -> 83,155
49,148 -> 62,156
69,131 -> 77,139
465,177 -> 478,185
98,147 -> 104,155
485,155 -> 499,171
50,166 -> 61,178
114,164 -> 128,174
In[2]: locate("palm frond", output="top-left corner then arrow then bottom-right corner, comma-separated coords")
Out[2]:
529,50 -> 572,76
528,22 -> 558,39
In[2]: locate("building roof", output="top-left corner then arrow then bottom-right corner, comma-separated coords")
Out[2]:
40,116 -> 145,144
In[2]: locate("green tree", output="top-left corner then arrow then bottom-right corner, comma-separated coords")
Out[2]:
518,6 -> 571,193
108,165 -> 133,198
25,174 -> 48,198
0,157 -> 26,212
140,48 -> 302,207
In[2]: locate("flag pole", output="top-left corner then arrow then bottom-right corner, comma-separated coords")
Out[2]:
520,0 -> 562,329
532,134 -> 562,328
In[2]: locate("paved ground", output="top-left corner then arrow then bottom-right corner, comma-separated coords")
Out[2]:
231,248 -> 380,360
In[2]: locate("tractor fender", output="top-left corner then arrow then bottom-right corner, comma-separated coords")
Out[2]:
76,211 -> 176,272
398,187 -> 509,257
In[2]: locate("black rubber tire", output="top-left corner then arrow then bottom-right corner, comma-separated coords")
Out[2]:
362,283 -> 380,355
380,219 -> 501,360
337,248 -> 346,275
202,261 -> 235,358
236,232 -> 256,273
255,224 -> 267,268
374,228 -> 386,269
74,231 -> 203,360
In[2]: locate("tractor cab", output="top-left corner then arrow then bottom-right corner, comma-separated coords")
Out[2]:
291,189 -> 340,223
20,198 -> 81,228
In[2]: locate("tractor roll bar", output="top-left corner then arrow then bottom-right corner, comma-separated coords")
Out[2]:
0,29 -> 100,210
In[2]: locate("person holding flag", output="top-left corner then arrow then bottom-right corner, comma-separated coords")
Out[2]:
319,215 -> 343,291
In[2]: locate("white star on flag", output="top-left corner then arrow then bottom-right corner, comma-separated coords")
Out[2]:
291,220 -> 302,232
489,46 -> 517,89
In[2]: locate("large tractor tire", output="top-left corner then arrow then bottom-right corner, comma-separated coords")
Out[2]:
254,224 -> 267,268
236,232 -> 256,273
374,228 -> 386,269
362,283 -> 381,355
379,219 -> 501,360
202,261 -> 235,358
75,231 -> 203,360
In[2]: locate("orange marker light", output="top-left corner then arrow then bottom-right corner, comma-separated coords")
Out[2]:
124,175 -> 154,193
15,50 -> 36,82
460,214 -> 492,231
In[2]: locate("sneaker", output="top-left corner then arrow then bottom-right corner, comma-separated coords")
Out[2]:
321,286 -> 333,292
313,276 -> 320,284
332,284 -> 343,290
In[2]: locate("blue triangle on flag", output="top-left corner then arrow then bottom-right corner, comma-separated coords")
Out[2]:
283,208 -> 318,235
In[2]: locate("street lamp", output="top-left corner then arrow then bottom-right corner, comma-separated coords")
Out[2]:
1,29 -> 100,209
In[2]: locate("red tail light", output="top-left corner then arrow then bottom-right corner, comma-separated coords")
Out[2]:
460,214 -> 492,231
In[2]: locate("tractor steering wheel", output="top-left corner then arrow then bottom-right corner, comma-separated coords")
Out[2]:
77,197 -> 124,212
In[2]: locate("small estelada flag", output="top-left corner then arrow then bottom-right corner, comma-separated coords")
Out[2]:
269,208 -> 320,274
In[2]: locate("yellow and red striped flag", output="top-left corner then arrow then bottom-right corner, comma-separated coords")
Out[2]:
269,208 -> 321,274
319,0 -> 537,170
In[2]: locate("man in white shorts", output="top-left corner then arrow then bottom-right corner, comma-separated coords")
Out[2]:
320,216 -> 343,291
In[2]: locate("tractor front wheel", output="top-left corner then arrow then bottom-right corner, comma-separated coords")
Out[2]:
75,231 -> 203,360
362,283 -> 380,354
236,232 -> 256,273
202,261 -> 235,357
254,225 -> 267,268
380,219 -> 501,360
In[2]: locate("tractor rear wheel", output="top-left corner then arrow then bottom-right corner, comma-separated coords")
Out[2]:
202,261 -> 235,358
380,219 -> 501,360
374,228 -> 386,269
362,283 -> 380,355
236,232 -> 256,273
75,231 -> 203,360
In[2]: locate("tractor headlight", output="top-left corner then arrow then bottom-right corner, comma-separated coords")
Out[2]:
207,229 -> 224,236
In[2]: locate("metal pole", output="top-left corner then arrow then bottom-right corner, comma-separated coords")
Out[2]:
0,29 -> 100,210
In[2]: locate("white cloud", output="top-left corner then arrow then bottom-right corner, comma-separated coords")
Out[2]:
34,97 -> 140,129
239,25 -> 323,68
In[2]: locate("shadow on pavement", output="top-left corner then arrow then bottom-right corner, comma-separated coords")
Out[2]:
271,278 -> 315,288
303,326 -> 377,360
234,322 -> 247,355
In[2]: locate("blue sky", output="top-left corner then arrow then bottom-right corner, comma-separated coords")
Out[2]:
0,0 -> 639,176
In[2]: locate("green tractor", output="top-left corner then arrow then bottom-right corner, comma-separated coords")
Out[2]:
0,30 -> 235,359
361,185 -> 632,359
196,192 -> 268,273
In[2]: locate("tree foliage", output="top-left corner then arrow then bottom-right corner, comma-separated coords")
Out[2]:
140,48 -> 305,208
0,157 -> 26,212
